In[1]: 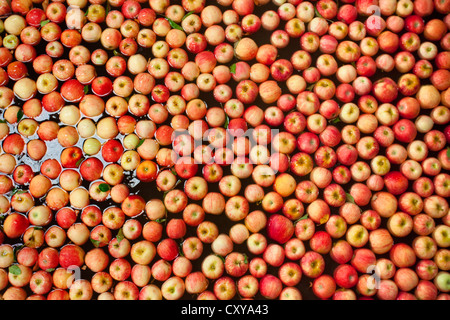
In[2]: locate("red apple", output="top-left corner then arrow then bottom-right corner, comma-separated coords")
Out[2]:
266,214 -> 294,244
334,264 -> 359,289
384,171 -> 409,195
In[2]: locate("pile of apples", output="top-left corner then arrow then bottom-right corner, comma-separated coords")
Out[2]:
0,0 -> 449,301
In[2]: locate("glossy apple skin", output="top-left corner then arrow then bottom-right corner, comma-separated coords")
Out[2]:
59,244 -> 85,269
266,214 -> 294,245
384,171 -> 409,195
393,119 -> 417,143
372,77 -> 398,103
3,213 -> 30,239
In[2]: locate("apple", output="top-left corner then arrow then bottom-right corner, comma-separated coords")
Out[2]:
351,248 -> 376,274
312,274 -> 336,299
384,171 -> 409,195
0,0 -> 448,302
262,243 -> 285,268
334,264 -> 359,289
294,181 -> 318,206
309,231 -> 332,254
369,229 -> 394,255
387,211 -> 414,238
237,275 -> 259,299
390,243 -> 417,268
325,215 -> 348,239
433,272 -> 450,293
59,244 -> 85,269
259,274 -> 282,300
224,252 -> 248,278
8,263 -> 32,288
376,279 -> 399,300
372,77 -> 398,103
300,251 -> 325,279
213,276 -> 236,300
3,213 -> 29,239
259,80 -> 282,104
330,240 -> 353,264
415,280 -> 438,300
307,199 -> 330,225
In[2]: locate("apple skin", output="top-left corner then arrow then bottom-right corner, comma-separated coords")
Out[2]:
91,76 -> 113,97
59,244 -> 85,269
225,252 -> 249,278
333,264 -> 359,289
2,133 -> 25,155
259,80 -> 282,104
3,213 -> 29,239
297,132 -> 320,154
266,214 -> 295,244
0,0 -> 12,16
174,157 -> 199,180
259,274 -> 282,300
60,147 -> 84,168
13,164 -> 34,185
330,240 -> 353,264
384,171 -> 409,195
309,230 -> 332,254
416,280 -> 439,300
234,38 -> 258,61
157,238 -> 179,262
122,194 -> 146,217
337,4 -> 357,24
300,251 -> 326,279
393,119 -> 417,144
372,77 -> 398,103
102,140 -> 124,163
37,247 -> 60,272
313,274 -> 336,299
60,79 -> 85,103
79,157 -> 104,182
390,243 -> 417,268
369,229 -> 394,255
136,160 -> 158,183
11,0 -> 32,16
351,248 -> 377,274
394,268 -> 419,292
